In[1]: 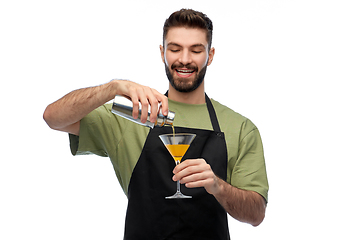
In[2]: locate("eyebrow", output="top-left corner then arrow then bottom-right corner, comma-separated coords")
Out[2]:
167,42 -> 206,49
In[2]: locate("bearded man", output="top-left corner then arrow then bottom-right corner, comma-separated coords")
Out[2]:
44,9 -> 269,239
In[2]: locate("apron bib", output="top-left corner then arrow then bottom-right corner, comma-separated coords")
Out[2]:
124,94 -> 230,240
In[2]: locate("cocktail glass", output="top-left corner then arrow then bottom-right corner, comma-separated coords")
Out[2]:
159,133 -> 196,199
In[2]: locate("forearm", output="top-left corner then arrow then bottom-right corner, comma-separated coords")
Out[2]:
44,79 -> 169,135
213,178 -> 266,226
43,81 -> 117,132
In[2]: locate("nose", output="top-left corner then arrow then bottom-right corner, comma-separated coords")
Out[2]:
179,50 -> 192,66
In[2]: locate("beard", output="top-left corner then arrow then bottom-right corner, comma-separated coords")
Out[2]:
165,62 -> 207,93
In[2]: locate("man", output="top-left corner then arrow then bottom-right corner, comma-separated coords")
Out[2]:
44,9 -> 269,239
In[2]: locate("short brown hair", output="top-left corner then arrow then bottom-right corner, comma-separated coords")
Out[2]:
163,9 -> 213,50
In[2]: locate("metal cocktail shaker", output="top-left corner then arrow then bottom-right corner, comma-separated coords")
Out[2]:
111,95 -> 175,128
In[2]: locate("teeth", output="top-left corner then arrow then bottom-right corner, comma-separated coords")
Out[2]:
177,70 -> 194,76
176,69 -> 194,74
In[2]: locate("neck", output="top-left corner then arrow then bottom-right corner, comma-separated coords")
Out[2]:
168,82 -> 206,104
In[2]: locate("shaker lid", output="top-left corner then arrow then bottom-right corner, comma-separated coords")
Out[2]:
166,111 -> 175,124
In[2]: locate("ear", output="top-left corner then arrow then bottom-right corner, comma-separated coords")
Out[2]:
160,45 -> 165,63
207,47 -> 215,66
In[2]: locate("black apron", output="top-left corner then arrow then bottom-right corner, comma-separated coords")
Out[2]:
124,94 -> 230,240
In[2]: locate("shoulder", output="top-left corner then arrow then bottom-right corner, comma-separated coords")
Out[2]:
211,99 -> 246,121
211,99 -> 258,136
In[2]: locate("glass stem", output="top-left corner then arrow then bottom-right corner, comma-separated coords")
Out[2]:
176,180 -> 181,193
176,160 -> 181,193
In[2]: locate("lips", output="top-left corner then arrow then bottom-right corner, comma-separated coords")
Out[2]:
176,69 -> 195,76
173,65 -> 197,78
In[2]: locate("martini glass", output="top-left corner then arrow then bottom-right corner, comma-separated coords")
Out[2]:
159,133 -> 196,199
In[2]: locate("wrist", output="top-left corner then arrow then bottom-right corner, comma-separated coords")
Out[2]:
108,79 -> 124,99
211,176 -> 226,197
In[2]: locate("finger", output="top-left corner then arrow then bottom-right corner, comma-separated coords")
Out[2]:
123,81 -> 142,120
129,93 -> 140,120
173,160 -> 211,181
146,89 -> 160,123
154,90 -> 168,116
178,171 -> 214,184
137,89 -> 150,124
185,178 -> 214,189
173,159 -> 206,174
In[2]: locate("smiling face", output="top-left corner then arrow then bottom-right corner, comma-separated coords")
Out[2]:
160,27 -> 215,93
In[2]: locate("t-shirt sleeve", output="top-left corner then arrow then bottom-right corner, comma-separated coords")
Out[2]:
69,104 -> 119,157
230,122 -> 269,203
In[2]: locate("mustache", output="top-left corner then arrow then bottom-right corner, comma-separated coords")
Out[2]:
171,63 -> 198,71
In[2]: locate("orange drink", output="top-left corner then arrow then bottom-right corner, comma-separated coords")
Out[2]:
165,144 -> 190,162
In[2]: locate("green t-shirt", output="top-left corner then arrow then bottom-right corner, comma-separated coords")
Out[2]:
69,98 -> 269,202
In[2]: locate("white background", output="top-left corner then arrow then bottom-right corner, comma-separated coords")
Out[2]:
1,0 -> 359,239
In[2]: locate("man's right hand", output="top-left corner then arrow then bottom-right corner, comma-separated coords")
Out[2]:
115,80 -> 168,124
43,79 -> 168,135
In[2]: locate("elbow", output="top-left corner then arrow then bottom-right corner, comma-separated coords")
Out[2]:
251,202 -> 266,227
43,105 -> 80,135
233,208 -> 265,227
43,105 -> 57,130
251,194 -> 267,227
251,212 -> 265,227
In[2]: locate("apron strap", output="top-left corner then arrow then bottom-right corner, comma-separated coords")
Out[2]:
164,91 -> 221,132
205,93 -> 221,133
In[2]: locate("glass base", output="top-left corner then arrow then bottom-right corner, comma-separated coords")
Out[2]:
165,191 -> 192,199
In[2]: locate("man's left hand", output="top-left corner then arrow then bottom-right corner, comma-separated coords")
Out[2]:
172,158 -> 221,195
